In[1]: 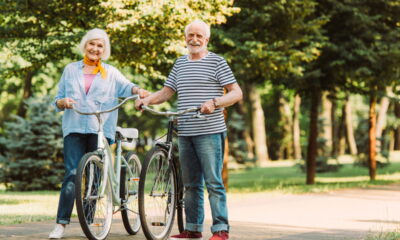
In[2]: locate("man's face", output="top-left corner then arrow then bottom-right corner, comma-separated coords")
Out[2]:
185,24 -> 209,54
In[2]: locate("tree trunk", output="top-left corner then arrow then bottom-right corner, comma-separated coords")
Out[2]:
345,96 -> 358,155
238,100 -> 255,160
293,93 -> 302,160
223,136 -> 229,191
17,70 -> 36,117
338,103 -> 346,155
306,88 -> 320,185
222,103 -> 229,190
249,83 -> 269,164
319,91 -> 333,155
368,94 -> 377,181
375,87 -> 392,153
331,96 -> 338,157
279,92 -> 293,159
394,102 -> 400,150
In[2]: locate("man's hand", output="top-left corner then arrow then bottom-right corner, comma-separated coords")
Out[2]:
57,98 -> 76,109
135,99 -> 148,111
200,99 -> 216,114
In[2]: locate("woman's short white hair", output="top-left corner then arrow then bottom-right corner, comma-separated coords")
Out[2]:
184,20 -> 211,38
79,28 -> 111,60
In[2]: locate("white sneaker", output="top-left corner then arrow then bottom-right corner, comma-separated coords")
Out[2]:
49,224 -> 65,239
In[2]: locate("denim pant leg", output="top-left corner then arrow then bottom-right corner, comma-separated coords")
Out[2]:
178,136 -> 205,232
192,132 -> 229,233
56,133 -> 98,224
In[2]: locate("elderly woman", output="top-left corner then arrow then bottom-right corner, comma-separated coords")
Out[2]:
49,28 -> 149,239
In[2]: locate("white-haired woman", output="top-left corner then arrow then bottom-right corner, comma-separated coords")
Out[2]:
49,28 -> 149,239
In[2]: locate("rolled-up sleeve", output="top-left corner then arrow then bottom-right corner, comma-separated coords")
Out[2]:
114,68 -> 137,97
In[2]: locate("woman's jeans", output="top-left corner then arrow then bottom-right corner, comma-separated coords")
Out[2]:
56,133 -> 98,224
178,132 -> 229,233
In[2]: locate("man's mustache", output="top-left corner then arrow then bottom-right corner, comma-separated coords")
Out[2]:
189,41 -> 201,46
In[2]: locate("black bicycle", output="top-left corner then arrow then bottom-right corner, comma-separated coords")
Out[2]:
138,105 -> 202,240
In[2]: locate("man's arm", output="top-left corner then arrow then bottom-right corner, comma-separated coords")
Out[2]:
135,86 -> 175,109
201,83 -> 243,114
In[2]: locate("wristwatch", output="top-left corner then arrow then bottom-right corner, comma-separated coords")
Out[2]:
212,98 -> 219,108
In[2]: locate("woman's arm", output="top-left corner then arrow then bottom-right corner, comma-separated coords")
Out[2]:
135,86 -> 175,109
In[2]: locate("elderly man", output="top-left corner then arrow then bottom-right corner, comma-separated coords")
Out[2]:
136,19 -> 242,240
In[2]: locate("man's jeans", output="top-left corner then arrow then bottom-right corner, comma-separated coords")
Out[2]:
56,133 -> 98,224
178,132 -> 229,233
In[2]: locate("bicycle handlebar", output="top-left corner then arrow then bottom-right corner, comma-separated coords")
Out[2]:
140,105 -> 201,117
72,95 -> 139,115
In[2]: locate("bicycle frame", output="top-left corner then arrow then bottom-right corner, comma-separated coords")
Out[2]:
73,95 -> 138,207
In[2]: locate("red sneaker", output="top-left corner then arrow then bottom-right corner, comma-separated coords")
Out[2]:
209,231 -> 229,240
170,230 -> 203,240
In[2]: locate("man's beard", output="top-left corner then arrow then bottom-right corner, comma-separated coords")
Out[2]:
187,44 -> 207,54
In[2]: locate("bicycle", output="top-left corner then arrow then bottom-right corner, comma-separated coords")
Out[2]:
138,105 -> 203,240
72,95 -> 142,240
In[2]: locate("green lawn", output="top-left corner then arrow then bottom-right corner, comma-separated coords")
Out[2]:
228,161 -> 400,193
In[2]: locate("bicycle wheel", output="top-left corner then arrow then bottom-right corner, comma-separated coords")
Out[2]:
177,188 -> 185,233
174,152 -> 185,233
121,152 -> 141,235
139,146 -> 177,240
75,152 -> 113,240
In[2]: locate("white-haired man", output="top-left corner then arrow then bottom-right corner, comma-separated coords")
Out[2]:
136,19 -> 242,240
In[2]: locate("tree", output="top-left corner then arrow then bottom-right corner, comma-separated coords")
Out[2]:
0,0 -> 105,117
316,0 -> 400,180
213,0 -> 326,166
101,0 -> 238,84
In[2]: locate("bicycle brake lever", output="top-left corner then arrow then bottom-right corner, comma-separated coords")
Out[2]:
192,111 -> 207,120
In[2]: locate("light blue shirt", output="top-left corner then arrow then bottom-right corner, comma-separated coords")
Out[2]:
54,60 -> 137,141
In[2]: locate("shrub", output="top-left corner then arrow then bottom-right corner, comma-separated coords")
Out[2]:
0,96 -> 64,191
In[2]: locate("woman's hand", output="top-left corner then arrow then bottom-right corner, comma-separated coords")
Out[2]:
133,87 -> 150,99
138,88 -> 151,99
57,98 -> 76,109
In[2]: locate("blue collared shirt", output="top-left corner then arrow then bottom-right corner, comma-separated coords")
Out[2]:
54,60 -> 136,140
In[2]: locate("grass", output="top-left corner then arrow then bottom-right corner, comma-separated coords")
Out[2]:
0,190 -> 76,225
228,161 -> 400,193
1,159 -> 399,226
364,229 -> 400,240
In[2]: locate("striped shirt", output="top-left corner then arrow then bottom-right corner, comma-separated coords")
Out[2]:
164,52 -> 236,136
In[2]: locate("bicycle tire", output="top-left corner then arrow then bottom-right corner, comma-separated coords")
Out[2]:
75,152 -> 113,240
121,152 -> 141,235
177,190 -> 185,233
139,146 -> 178,240
173,151 -> 185,233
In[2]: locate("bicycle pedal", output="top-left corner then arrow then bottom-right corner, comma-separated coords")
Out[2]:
151,222 -> 165,226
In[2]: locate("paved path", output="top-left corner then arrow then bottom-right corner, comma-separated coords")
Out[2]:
1,184 -> 400,240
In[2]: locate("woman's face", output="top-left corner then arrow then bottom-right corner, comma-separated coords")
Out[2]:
85,39 -> 105,61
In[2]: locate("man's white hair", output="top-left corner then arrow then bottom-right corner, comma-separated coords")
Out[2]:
79,28 -> 111,60
184,19 -> 211,38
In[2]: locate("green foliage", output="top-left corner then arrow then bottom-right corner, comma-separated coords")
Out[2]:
0,96 -> 63,191
213,0 -> 326,86
101,0 -> 238,86
316,0 -> 400,94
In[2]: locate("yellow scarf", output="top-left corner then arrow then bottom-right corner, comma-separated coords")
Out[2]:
83,56 -> 107,79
